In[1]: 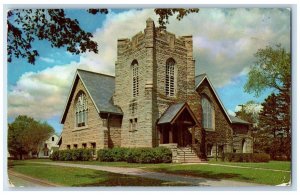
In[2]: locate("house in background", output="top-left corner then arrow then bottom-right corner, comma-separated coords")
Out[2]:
58,18 -> 253,162
38,134 -> 59,158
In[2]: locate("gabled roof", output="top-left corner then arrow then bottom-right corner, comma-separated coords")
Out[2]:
195,73 -> 232,123
60,69 -> 122,124
229,115 -> 250,125
157,102 -> 200,126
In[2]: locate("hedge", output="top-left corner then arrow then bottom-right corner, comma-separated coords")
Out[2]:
97,147 -> 172,163
50,148 -> 94,161
223,153 -> 270,162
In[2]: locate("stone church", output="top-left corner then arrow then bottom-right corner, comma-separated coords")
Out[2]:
58,18 -> 253,162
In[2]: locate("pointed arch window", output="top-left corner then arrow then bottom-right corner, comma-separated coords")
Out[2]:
202,96 -> 215,130
132,60 -> 139,98
165,58 -> 176,97
75,92 -> 88,127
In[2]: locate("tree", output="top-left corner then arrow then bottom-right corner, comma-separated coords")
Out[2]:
255,93 -> 290,159
244,44 -> 291,160
29,122 -> 55,157
235,101 -> 261,126
8,115 -> 54,159
244,44 -> 291,97
7,8 -> 199,64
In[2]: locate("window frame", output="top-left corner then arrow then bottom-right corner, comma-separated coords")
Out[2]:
201,96 -> 215,131
75,92 -> 88,128
165,58 -> 176,97
132,60 -> 139,98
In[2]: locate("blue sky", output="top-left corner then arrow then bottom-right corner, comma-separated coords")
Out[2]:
7,8 -> 290,134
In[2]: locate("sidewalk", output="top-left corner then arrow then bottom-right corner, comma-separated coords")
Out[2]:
8,170 -> 61,187
33,162 -> 264,187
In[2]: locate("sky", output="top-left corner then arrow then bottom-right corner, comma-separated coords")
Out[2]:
7,8 -> 291,134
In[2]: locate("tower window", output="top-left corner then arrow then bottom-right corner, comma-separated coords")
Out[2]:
75,92 -> 88,127
132,60 -> 139,98
165,58 -> 176,97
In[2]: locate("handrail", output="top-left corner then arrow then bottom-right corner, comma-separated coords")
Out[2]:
177,147 -> 186,163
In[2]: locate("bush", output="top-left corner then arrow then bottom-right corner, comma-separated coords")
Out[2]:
97,147 -> 172,164
223,153 -> 270,163
155,147 -> 172,163
50,149 -> 93,161
50,150 -> 59,160
253,153 -> 270,162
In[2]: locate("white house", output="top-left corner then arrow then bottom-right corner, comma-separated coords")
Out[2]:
38,134 -> 59,158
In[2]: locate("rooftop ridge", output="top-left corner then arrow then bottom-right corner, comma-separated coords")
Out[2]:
77,68 -> 115,78
195,73 -> 207,77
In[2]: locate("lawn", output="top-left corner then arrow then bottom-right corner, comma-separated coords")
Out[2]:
8,160 -> 190,186
207,159 -> 291,171
15,159 -> 291,186
144,163 -> 291,185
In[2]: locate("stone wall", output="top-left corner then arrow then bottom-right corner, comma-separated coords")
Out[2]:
108,115 -> 122,148
232,124 -> 253,153
114,19 -> 156,148
114,19 -> 197,148
196,79 -> 233,153
60,78 -> 105,150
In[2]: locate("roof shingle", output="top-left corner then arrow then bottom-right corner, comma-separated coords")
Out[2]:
77,69 -> 122,115
157,103 -> 185,124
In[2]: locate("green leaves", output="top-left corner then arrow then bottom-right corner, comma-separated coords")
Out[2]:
7,9 -> 100,64
154,8 -> 199,30
7,8 -> 199,65
244,44 -> 291,97
8,115 -> 55,158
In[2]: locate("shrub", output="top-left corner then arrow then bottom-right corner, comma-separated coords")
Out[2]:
50,150 -> 59,160
253,153 -> 270,162
111,147 -> 128,162
223,153 -> 270,163
97,149 -> 113,162
97,147 -> 172,164
224,153 -> 233,162
50,149 -> 93,161
155,147 -> 172,163
125,148 -> 141,163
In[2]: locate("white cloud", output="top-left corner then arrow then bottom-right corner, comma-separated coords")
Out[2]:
8,8 -> 290,120
40,57 -> 55,63
227,109 -> 236,116
235,103 -> 263,114
80,8 -> 290,87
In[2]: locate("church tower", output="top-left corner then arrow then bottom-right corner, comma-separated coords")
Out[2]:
114,18 -> 197,147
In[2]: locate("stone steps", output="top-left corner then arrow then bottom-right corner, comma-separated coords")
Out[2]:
177,147 -> 202,163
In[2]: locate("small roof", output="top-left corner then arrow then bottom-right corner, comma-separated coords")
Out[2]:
61,69 -> 122,123
229,115 -> 250,125
157,102 -> 200,126
195,73 -> 207,88
195,73 -> 232,123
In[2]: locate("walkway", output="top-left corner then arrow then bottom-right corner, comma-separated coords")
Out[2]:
33,162 -> 263,187
8,170 -> 60,187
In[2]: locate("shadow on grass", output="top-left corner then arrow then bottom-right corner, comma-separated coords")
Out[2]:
8,160 -> 26,169
151,168 -> 254,182
74,171 -> 191,187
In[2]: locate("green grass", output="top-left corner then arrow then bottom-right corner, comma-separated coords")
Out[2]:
208,160 -> 291,171
9,160 -> 190,186
144,163 -> 291,185
14,159 -> 291,186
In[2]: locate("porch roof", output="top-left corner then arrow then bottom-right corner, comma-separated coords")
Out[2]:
157,102 -> 200,126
